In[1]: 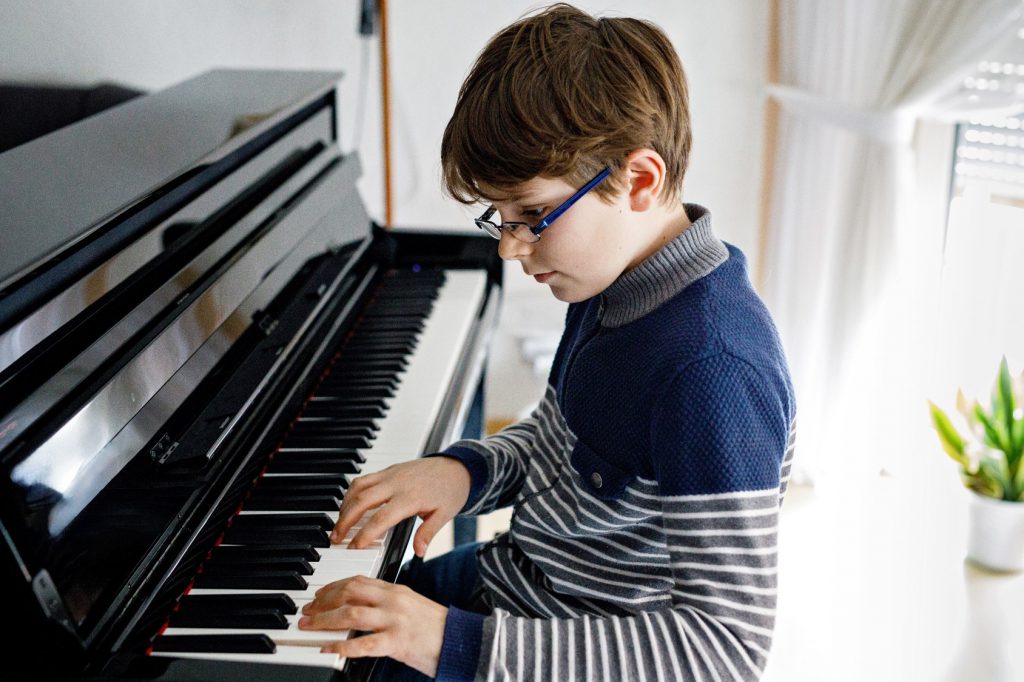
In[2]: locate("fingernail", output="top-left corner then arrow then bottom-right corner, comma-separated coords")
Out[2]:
298,616 -> 310,627
301,603 -> 311,614
330,532 -> 338,543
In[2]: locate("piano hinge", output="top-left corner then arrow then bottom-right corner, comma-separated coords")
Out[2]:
32,569 -> 76,636
148,432 -> 179,465
255,311 -> 279,336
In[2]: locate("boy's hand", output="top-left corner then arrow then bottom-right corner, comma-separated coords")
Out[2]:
332,457 -> 471,557
298,575 -> 447,678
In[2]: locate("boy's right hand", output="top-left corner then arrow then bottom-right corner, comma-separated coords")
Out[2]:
331,456 -> 471,557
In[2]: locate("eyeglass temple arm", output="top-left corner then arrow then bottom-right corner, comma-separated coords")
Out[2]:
533,167 -> 612,233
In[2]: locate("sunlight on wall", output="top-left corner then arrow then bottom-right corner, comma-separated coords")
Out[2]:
936,197 -> 1024,401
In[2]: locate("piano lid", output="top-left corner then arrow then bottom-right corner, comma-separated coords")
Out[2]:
0,69 -> 342,294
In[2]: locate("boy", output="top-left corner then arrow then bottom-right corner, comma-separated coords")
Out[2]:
299,4 -> 796,680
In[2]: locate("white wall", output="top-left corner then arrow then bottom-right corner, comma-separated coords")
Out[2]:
0,0 -> 769,421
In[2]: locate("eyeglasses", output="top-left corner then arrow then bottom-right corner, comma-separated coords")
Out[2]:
474,168 -> 611,243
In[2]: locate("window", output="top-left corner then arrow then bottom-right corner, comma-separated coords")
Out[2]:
939,29 -> 1024,400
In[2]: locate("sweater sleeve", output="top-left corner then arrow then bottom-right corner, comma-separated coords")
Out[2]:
432,384 -> 561,516
439,353 -> 796,681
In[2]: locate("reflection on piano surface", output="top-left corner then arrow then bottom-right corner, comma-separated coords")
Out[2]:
0,69 -> 501,680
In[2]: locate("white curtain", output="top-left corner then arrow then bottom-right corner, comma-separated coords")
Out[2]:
761,0 -> 1024,483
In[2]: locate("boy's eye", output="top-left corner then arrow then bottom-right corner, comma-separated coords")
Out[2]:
520,207 -> 545,218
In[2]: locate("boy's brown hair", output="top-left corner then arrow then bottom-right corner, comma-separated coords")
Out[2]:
441,3 -> 691,206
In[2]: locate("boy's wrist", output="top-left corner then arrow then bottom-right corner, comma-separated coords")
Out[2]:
426,446 -> 489,512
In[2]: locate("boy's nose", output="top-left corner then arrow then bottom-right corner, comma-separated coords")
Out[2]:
497,231 -> 533,261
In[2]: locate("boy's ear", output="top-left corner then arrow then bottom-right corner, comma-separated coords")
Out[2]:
623,148 -> 668,212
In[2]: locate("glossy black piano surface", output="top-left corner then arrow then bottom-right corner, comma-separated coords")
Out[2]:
0,69 -> 501,680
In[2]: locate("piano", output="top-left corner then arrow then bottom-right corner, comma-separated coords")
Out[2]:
0,69 -> 501,680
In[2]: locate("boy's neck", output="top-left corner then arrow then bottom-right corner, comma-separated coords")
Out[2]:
625,201 -> 693,273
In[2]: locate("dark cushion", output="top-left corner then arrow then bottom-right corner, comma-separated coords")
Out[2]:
0,82 -> 144,154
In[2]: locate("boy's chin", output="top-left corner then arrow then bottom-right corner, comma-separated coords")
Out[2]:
548,282 -> 600,304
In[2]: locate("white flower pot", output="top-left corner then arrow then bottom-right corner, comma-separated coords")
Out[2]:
966,491 -> 1024,572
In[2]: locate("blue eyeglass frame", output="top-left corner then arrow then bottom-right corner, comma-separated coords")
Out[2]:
474,167 -> 612,242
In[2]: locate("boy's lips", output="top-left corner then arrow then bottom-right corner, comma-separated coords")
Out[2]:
532,271 -> 556,283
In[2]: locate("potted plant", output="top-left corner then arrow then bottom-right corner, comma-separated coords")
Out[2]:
929,357 -> 1024,572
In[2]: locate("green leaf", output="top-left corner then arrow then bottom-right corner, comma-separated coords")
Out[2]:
1013,419 -> 1024,456
974,404 -> 1006,453
997,357 -> 1018,456
929,402 -> 969,468
1014,448 -> 1024,499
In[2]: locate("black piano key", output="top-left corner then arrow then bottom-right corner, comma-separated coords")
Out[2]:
265,457 -> 360,475
325,364 -> 405,375
169,608 -> 289,629
221,524 -> 330,547
210,544 -> 320,563
194,570 -> 308,590
275,448 -> 367,464
282,435 -> 373,450
335,351 -> 410,362
314,385 -> 395,398
250,483 -> 347,498
153,634 -> 276,653
336,345 -> 400,356
318,375 -> 400,389
294,416 -> 378,429
255,474 -> 350,489
345,332 -> 419,343
178,593 -> 298,615
243,495 -> 341,512
300,406 -> 387,420
331,359 -> 408,373
202,559 -> 313,577
362,307 -> 430,317
312,386 -> 395,401
329,363 -> 404,373
307,397 -> 389,409
230,513 -> 335,532
354,322 -> 423,333
202,557 -> 315,574
340,341 -> 416,353
287,423 -> 376,437
321,373 -> 400,386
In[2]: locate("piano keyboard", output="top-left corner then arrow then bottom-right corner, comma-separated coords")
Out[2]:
150,268 -> 488,669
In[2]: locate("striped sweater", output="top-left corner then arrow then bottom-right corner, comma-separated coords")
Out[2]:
436,204 -> 796,681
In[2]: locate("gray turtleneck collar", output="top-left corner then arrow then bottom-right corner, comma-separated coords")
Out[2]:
599,203 -> 728,327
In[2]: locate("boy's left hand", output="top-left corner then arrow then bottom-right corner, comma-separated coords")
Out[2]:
297,574 -> 447,678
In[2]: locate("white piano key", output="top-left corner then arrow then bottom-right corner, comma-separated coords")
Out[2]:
150,645 -> 345,669
160,622 -> 352,645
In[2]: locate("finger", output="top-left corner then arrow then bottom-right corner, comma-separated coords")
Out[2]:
306,575 -> 390,612
332,479 -> 390,543
348,503 -> 411,549
299,603 -> 390,632
412,511 -> 445,558
319,632 -> 393,658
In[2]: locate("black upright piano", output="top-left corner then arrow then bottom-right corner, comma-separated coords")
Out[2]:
0,69 -> 501,680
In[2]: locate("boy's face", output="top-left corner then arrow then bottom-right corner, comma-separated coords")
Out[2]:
489,176 -> 643,303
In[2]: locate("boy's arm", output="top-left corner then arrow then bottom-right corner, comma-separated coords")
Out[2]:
431,383 -> 558,516
437,354 -> 797,681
